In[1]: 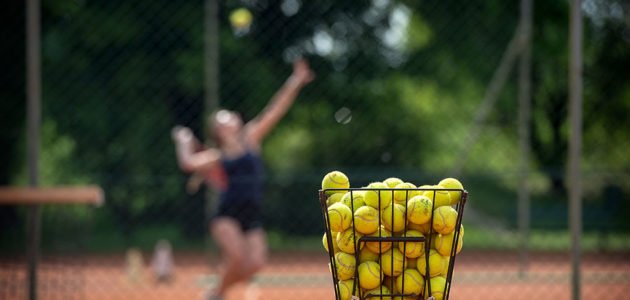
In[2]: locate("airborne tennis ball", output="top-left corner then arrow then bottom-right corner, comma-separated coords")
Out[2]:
327,202 -> 352,232
354,205 -> 380,235
322,171 -> 350,195
229,8 -> 253,29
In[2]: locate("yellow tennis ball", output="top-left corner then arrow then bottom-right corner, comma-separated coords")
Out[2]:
425,276 -> 447,300
322,232 -> 340,253
382,203 -> 406,233
336,228 -> 363,254
407,221 -> 432,236
380,248 -> 406,277
406,195 -> 433,225
229,8 -> 253,29
354,206 -> 380,234
438,178 -> 464,205
432,206 -> 458,235
341,191 -> 366,212
358,261 -> 382,289
393,182 -> 419,205
337,279 -> 358,300
326,193 -> 344,207
364,182 -> 392,210
434,225 -> 464,256
383,177 -> 404,188
398,230 -> 425,258
359,246 -> 380,262
365,285 -> 392,300
327,202 -> 353,232
423,185 -> 451,208
417,250 -> 445,278
322,171 -> 350,195
366,226 -> 393,253
334,252 -> 356,280
395,269 -> 424,296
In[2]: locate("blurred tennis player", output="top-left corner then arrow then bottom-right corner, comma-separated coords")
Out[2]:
172,59 -> 314,300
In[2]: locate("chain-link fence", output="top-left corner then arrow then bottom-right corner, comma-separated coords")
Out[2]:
1,0 -> 629,299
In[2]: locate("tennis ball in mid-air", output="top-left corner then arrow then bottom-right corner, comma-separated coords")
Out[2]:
336,228 -> 363,254
229,8 -> 253,29
438,178 -> 464,205
380,248 -> 406,277
322,171 -> 350,195
354,205 -> 380,235
393,182 -> 419,204
337,279 -> 358,300
432,206 -> 458,235
358,261 -> 383,290
383,177 -> 404,188
398,230 -> 425,258
407,195 -> 433,225
365,226 -> 393,253
364,285 -> 392,300
322,232 -> 340,253
364,182 -> 392,210
423,185 -> 451,208
326,192 -> 343,207
382,203 -> 406,233
327,202 -> 352,232
434,225 -> 464,256
417,249 -> 445,278
425,276 -> 447,300
395,268 -> 424,296
341,191 -> 365,211
334,252 -> 356,280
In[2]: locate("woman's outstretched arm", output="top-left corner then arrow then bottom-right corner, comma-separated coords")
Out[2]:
245,59 -> 315,145
172,126 -> 221,173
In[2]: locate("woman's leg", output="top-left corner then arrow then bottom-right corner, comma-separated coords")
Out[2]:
210,217 -> 247,296
243,228 -> 267,278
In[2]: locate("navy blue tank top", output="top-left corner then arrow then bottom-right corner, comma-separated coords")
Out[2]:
220,151 -> 265,204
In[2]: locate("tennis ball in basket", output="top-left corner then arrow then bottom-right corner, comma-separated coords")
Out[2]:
334,252 -> 356,280
336,228 -> 363,254
417,250 -> 445,278
398,230 -> 425,258
326,193 -> 344,207
434,225 -> 464,256
432,206 -> 458,235
407,195 -> 433,225
365,285 -> 392,300
382,203 -> 406,233
322,232 -> 340,253
395,269 -> 424,296
366,226 -> 393,253
384,177 -> 404,188
380,248 -> 406,277
407,221 -> 432,236
425,276 -> 447,300
358,261 -> 383,289
441,256 -> 450,276
423,185 -> 451,208
338,279 -> 358,300
327,202 -> 352,232
354,206 -> 379,235
393,182 -> 419,204
322,171 -> 350,195
360,246 -> 380,262
438,178 -> 464,205
341,191 -> 365,212
364,182 -> 392,210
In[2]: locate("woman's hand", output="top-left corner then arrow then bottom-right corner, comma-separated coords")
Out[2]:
171,126 -> 193,144
290,58 -> 315,86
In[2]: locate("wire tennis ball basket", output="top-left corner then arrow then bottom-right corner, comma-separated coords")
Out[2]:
319,186 -> 468,300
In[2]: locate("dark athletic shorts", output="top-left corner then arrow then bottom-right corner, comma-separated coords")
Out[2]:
215,199 -> 263,232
